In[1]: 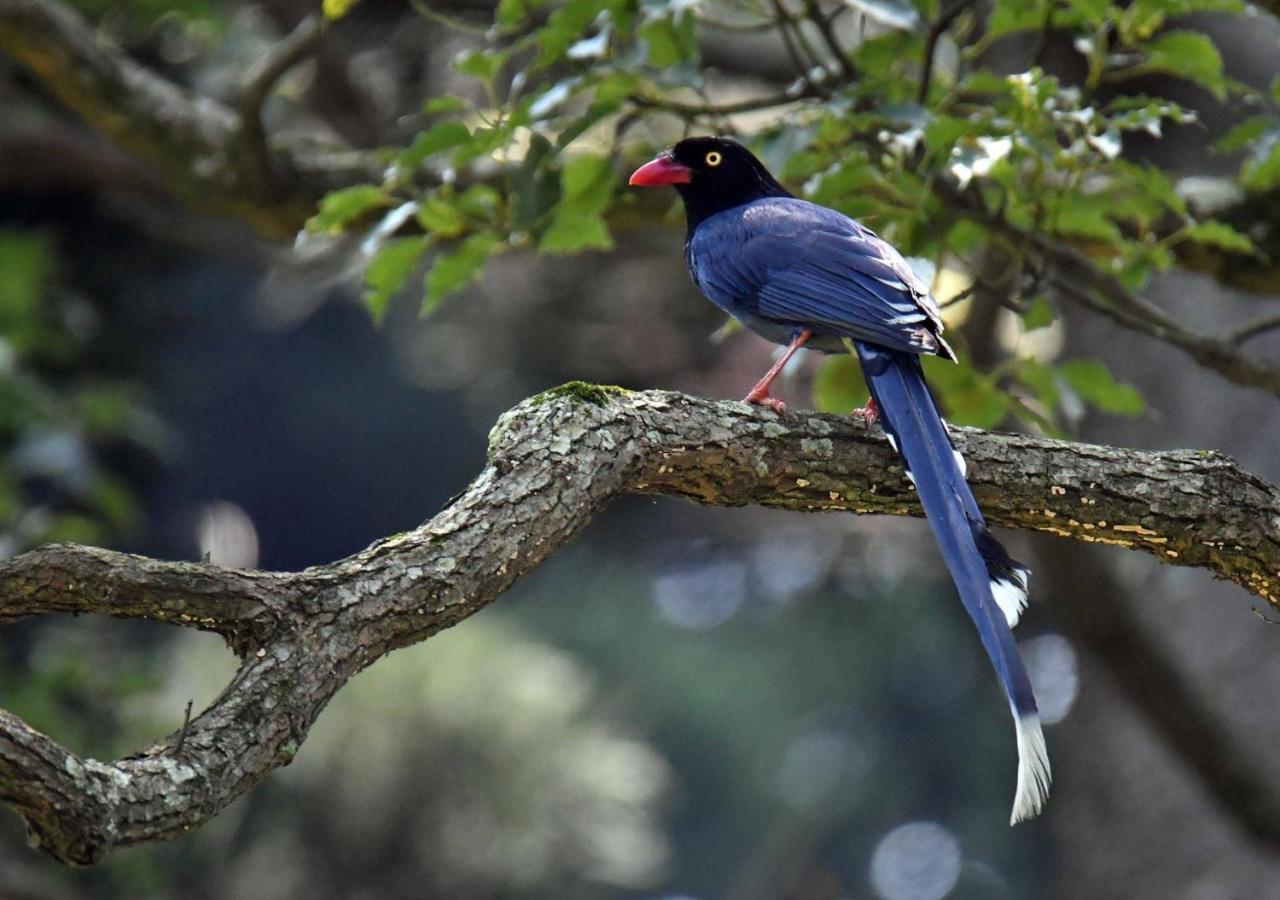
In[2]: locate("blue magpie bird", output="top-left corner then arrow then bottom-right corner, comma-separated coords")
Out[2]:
630,137 -> 1050,823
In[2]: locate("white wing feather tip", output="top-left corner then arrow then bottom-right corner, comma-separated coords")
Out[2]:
1010,712 -> 1053,825
991,577 -> 1030,628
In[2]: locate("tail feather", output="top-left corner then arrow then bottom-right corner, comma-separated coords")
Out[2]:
1012,711 -> 1053,825
855,342 -> 1051,823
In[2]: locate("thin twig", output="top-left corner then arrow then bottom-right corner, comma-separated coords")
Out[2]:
239,14 -> 326,190
174,700 -> 194,756
1228,311 -> 1280,346
918,0 -> 976,104
938,281 -> 980,308
404,0 -> 490,34
803,0 -> 858,83
630,85 -> 821,119
771,0 -> 832,94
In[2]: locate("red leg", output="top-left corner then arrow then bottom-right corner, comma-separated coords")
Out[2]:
743,330 -> 812,413
851,396 -> 879,424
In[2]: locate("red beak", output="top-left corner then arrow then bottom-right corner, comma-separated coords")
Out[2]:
629,154 -> 693,187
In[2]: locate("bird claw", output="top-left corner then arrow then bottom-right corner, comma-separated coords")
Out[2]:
850,397 -> 879,425
744,392 -> 786,414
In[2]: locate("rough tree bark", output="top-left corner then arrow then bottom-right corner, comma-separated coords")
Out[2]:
2,384 -> 1279,865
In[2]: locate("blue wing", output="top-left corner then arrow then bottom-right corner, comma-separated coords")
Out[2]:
687,197 -> 955,358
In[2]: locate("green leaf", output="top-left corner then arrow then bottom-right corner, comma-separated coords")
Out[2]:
1013,357 -> 1061,418
0,232 -> 49,333
1142,30 -> 1225,97
593,71 -> 641,106
322,0 -> 361,20
423,95 -> 467,116
1068,0 -> 1109,23
495,0 -> 530,26
1242,130 -> 1280,192
453,48 -> 509,81
424,232 -> 501,312
75,386 -> 136,437
987,0 -> 1050,38
363,236 -> 428,322
1111,159 -> 1186,220
533,0 -> 603,70
540,155 -> 616,253
638,8 -> 698,68
455,184 -> 503,219
416,199 -> 469,238
921,356 -> 1010,428
1058,358 -> 1145,416
1215,115 -> 1272,153
813,353 -> 869,413
1051,195 -> 1122,243
1021,296 -> 1056,332
397,122 -> 472,169
1181,220 -> 1257,255
924,116 -> 980,155
308,185 -> 392,234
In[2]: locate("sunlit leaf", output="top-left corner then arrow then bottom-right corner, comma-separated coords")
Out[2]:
921,356 -> 1009,428
307,185 -> 392,234
987,0 -> 1050,38
1058,358 -> 1144,416
424,231 -> 501,312
1180,220 -> 1257,255
453,48 -> 509,81
540,155 -> 615,253
322,0 -> 361,20
397,122 -> 472,169
1141,31 -> 1225,98
416,198 -> 469,238
422,95 -> 468,116
1021,296 -> 1056,332
364,236 -> 428,322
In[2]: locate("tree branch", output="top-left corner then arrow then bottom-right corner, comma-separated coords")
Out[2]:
1228,311 -> 1280,347
918,0 -> 974,104
2,385 -> 1279,864
935,182 -> 1280,400
801,0 -> 858,84
237,13 -> 327,192
0,0 -> 377,236
0,544 -> 285,653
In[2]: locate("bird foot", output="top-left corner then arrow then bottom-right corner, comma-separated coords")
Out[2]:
850,397 -> 879,424
743,391 -> 786,414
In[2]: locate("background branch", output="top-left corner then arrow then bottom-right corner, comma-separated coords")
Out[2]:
2,385 -> 1279,864
0,0 -> 376,235
237,12 -> 326,192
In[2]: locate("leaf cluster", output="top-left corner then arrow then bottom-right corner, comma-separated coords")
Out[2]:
313,0 -> 1271,429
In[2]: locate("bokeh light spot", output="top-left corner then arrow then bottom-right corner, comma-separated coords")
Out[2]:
869,821 -> 961,900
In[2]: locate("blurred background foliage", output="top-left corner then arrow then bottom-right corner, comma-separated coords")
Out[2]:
2,0 -> 1280,897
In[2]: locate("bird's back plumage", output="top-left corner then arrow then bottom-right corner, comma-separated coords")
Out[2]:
687,198 -> 955,358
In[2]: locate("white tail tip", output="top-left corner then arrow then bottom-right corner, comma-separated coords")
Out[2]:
1010,712 -> 1052,825
991,569 -> 1030,629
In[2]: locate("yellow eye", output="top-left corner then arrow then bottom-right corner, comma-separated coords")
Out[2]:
705,151 -> 723,167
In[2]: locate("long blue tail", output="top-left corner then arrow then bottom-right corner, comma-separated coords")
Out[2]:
855,341 -> 1051,824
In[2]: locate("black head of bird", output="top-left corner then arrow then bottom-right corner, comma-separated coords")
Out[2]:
629,137 -> 792,230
